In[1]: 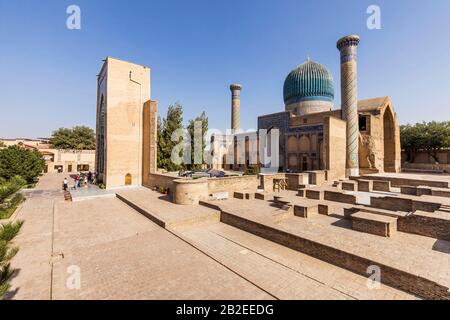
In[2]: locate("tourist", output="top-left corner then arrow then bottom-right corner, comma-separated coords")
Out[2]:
74,175 -> 79,190
63,177 -> 68,191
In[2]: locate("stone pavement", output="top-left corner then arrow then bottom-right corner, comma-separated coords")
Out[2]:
116,188 -> 420,299
5,173 -> 438,300
6,174 -> 271,300
176,223 -> 417,300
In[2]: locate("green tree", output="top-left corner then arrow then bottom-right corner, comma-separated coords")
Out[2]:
0,221 -> 23,299
0,141 -> 5,148
401,121 -> 450,162
0,146 -> 45,184
186,111 -> 208,171
49,126 -> 96,150
158,103 -> 184,172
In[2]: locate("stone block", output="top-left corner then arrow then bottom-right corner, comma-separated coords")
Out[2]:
357,179 -> 373,192
400,186 -> 418,196
318,204 -> 329,215
373,180 -> 391,192
234,192 -> 254,200
306,189 -> 324,200
370,196 -> 412,212
342,181 -> 356,191
306,171 -> 327,186
324,190 -> 356,204
351,211 -> 397,237
294,204 -> 318,218
255,192 -> 270,200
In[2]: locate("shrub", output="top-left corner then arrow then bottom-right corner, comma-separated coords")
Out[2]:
0,194 -> 25,220
0,220 -> 23,299
0,176 -> 26,203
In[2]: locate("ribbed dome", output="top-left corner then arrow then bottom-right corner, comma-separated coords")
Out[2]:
283,59 -> 334,105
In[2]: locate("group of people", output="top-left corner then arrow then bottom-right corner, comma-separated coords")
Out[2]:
63,171 -> 98,191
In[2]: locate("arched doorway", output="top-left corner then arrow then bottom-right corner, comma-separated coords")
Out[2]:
383,108 -> 396,172
125,173 -> 132,186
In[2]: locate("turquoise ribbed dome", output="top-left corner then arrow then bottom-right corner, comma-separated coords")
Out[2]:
283,59 -> 334,105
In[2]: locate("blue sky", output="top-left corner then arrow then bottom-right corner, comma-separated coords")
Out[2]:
1,0 -> 449,138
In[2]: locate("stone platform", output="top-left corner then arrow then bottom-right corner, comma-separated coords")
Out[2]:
200,194 -> 450,300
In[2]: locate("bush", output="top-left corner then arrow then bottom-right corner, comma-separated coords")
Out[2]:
244,166 -> 260,176
0,176 -> 26,203
0,220 -> 23,299
0,194 -> 25,220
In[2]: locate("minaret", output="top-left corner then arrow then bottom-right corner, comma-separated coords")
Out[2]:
337,35 -> 360,177
230,84 -> 242,133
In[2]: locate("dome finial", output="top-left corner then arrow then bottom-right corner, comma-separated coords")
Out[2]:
306,55 -> 310,62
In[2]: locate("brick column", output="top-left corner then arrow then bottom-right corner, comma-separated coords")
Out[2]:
337,35 -> 360,177
230,84 -> 242,133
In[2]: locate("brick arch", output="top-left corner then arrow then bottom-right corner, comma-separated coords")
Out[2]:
383,107 -> 396,172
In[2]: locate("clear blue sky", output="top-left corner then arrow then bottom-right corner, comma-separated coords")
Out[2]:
1,0 -> 449,138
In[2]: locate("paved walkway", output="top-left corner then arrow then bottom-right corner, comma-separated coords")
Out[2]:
6,174 -> 271,299
116,188 -> 419,299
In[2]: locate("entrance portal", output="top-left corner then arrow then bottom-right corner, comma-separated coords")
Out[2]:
125,173 -> 132,186
383,109 -> 396,172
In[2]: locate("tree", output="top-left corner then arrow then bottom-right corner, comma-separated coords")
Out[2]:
158,103 -> 185,172
186,111 -> 208,171
400,121 -> 450,162
49,126 -> 96,150
0,146 -> 45,184
0,221 -> 23,299
156,116 -> 165,169
0,141 -> 5,148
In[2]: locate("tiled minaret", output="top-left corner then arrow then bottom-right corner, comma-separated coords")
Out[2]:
337,35 -> 360,177
230,84 -> 242,133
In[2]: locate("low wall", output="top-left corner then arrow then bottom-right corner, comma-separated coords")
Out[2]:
207,175 -> 259,194
360,175 -> 449,188
144,173 -> 179,193
259,172 -> 313,192
370,196 -> 441,213
402,162 -> 450,173
398,213 -> 450,241
173,179 -> 208,205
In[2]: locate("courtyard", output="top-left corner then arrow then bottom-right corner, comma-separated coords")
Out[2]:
7,172 -> 450,299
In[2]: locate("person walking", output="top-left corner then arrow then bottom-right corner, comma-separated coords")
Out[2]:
63,178 -> 68,191
74,175 -> 79,190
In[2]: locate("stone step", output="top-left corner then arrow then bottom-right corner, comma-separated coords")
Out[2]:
207,202 -> 449,300
351,211 -> 398,238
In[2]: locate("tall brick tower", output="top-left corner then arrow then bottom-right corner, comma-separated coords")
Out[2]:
337,35 -> 360,177
230,84 -> 242,133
